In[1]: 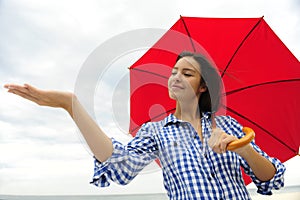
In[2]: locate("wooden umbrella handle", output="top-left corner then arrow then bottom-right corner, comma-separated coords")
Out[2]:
227,127 -> 255,150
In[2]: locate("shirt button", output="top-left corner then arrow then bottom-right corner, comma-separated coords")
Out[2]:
173,141 -> 178,147
211,172 -> 216,178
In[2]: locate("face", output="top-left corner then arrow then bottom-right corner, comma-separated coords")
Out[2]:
168,56 -> 206,102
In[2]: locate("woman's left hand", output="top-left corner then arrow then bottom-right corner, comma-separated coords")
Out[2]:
208,126 -> 276,181
208,128 -> 238,154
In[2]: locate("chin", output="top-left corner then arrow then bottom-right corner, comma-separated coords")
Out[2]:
169,93 -> 184,101
168,91 -> 178,100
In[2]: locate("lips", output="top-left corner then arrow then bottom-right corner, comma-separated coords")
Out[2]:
171,84 -> 184,89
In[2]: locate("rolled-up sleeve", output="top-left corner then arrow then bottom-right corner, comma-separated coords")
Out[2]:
241,143 -> 286,195
228,116 -> 286,195
90,123 -> 158,187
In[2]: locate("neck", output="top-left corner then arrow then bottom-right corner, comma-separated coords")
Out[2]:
174,99 -> 203,140
174,99 -> 200,122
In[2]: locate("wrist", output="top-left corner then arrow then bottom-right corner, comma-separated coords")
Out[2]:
59,92 -> 75,115
233,144 -> 253,158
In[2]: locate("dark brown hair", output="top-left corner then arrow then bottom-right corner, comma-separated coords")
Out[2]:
176,51 -> 222,113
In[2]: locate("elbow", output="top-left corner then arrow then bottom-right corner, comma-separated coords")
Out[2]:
256,164 -> 276,182
117,180 -> 131,186
114,169 -> 137,186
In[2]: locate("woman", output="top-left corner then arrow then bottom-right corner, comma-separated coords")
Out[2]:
4,51 -> 285,199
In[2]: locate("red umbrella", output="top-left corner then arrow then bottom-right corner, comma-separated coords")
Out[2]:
129,16 -> 300,184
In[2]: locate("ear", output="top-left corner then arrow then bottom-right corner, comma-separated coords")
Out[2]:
199,85 -> 207,93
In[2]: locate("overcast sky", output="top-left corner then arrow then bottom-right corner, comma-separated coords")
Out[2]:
0,0 -> 299,196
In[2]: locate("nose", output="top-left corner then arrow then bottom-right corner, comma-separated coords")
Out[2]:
172,72 -> 182,82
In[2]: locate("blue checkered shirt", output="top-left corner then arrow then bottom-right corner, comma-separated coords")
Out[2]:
91,113 -> 285,199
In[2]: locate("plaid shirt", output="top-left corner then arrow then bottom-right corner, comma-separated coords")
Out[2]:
91,113 -> 285,200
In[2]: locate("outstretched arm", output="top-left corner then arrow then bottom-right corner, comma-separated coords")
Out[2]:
4,83 -> 113,162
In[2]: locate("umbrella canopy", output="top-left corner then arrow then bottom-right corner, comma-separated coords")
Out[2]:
129,16 -> 300,184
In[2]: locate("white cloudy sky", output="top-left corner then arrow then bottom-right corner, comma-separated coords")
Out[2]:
0,0 -> 299,196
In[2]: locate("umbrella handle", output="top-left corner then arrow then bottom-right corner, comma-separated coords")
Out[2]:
227,127 -> 255,150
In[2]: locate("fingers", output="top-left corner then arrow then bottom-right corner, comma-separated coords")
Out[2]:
7,88 -> 39,103
24,83 -> 39,93
4,83 -> 26,90
209,128 -> 237,154
213,133 -> 228,154
4,83 -> 40,104
208,128 -> 223,153
23,83 -> 44,99
5,83 -> 28,95
227,127 -> 255,151
5,83 -> 38,95
219,134 -> 228,153
221,135 -> 237,152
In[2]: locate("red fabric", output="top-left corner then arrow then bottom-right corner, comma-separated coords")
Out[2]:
129,16 -> 300,184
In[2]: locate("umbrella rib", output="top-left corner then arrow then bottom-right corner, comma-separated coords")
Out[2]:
225,106 -> 298,155
129,108 -> 176,134
180,15 -> 196,52
130,67 -> 169,79
225,78 -> 300,96
221,16 -> 264,78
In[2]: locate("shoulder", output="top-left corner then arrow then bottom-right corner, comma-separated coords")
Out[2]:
139,114 -> 172,135
215,115 -> 241,126
137,116 -> 168,137
215,115 -> 244,137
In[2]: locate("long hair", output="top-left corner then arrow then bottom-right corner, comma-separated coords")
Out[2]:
176,51 -> 223,113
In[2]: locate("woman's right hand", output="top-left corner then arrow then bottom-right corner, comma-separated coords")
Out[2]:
4,83 -> 113,161
4,83 -> 74,114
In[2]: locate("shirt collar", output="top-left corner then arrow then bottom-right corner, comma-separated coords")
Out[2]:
163,112 -> 212,127
162,114 -> 181,127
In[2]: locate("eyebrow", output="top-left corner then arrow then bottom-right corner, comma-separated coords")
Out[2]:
173,67 -> 197,72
